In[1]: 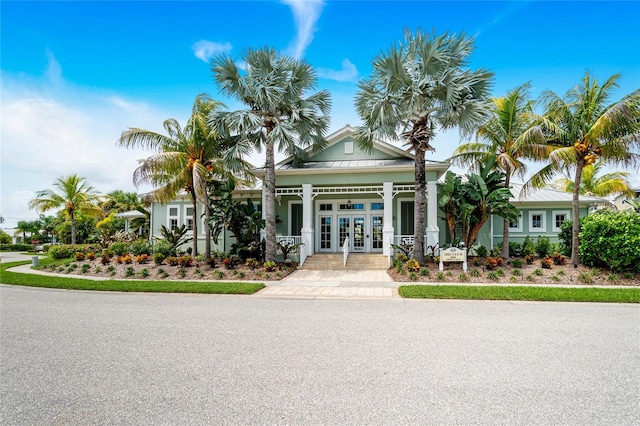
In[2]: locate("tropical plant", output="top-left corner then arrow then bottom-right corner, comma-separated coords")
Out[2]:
526,72 -> 640,266
156,224 -> 193,255
448,83 -> 549,259
550,159 -> 635,198
354,29 -> 493,263
210,47 -> 332,262
13,220 -> 41,243
276,239 -> 304,263
118,94 -> 244,258
29,175 -> 104,244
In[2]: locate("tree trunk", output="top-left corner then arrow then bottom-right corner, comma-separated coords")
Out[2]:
412,149 -> 426,264
190,194 -> 198,257
264,139 -> 277,262
204,201 -> 211,259
571,162 -> 584,267
501,173 -> 511,260
70,212 -> 76,245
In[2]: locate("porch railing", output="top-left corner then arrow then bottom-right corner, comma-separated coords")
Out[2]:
342,236 -> 350,267
390,235 -> 438,258
299,238 -> 308,267
276,235 -> 304,264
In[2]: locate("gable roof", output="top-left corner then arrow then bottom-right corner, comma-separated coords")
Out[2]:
254,124 -> 450,177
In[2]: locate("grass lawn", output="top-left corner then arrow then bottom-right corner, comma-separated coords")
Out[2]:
0,261 -> 265,295
399,284 -> 640,303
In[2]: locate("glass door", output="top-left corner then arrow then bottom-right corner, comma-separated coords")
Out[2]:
371,215 -> 383,251
338,215 -> 366,252
338,217 -> 350,250
352,216 -> 365,252
319,216 -> 332,252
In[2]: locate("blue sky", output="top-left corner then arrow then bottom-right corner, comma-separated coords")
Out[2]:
1,0 -> 639,228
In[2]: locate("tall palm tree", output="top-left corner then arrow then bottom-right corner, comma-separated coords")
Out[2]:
29,175 -> 104,244
448,83 -> 549,259
210,47 -> 332,262
118,94 -> 243,258
551,160 -> 635,198
526,72 -> 640,266
354,29 -> 493,263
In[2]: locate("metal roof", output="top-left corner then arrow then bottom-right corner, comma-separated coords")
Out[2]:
276,158 -> 417,170
510,183 -> 606,204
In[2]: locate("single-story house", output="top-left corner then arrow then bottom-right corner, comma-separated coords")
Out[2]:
148,125 -> 607,259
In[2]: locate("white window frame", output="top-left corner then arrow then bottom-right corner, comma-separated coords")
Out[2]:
344,141 -> 354,154
508,212 -> 523,233
289,201 -> 303,236
184,205 -> 195,233
552,210 -> 570,233
167,205 -> 180,231
528,210 -> 546,233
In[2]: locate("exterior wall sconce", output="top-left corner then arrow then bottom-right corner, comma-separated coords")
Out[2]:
347,200 -> 352,209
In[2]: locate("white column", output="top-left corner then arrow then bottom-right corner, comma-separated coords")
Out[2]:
260,180 -> 266,242
382,182 -> 394,256
301,184 -> 314,255
426,180 -> 439,255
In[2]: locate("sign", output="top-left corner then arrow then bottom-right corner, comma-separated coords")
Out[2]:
439,247 -> 467,272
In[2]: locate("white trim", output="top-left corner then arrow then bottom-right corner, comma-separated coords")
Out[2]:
288,200 -> 303,236
167,204 -> 180,231
552,210 -> 570,232
183,205 -> 195,233
528,210 -> 546,233
396,197 -> 414,235
508,211 -> 523,233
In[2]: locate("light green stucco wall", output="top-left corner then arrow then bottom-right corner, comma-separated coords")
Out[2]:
310,136 -> 396,161
490,207 -> 588,245
275,170 -> 439,186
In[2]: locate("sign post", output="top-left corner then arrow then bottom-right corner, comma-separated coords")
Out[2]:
439,247 -> 467,272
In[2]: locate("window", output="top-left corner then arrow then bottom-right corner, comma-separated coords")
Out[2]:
290,203 -> 303,236
552,210 -> 570,232
184,206 -> 194,231
319,203 -> 333,211
528,211 -> 546,233
339,203 -> 364,210
168,206 -> 179,231
400,201 -> 414,235
344,141 -> 354,154
508,212 -> 522,232
371,202 -> 384,210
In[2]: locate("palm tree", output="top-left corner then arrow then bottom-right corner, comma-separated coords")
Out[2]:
448,83 -> 549,259
354,29 -> 493,263
551,160 -> 635,198
118,94 -> 243,258
29,175 -> 104,244
210,47 -> 332,262
526,72 -> 640,266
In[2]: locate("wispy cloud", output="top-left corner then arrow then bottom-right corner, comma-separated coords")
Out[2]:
282,0 -> 324,59
44,50 -> 62,84
192,40 -> 232,63
317,59 -> 358,82
474,1 -> 532,38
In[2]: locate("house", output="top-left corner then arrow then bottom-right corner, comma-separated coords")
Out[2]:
148,125 -> 607,259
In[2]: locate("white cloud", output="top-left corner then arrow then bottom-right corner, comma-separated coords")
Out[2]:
192,40 -> 232,63
0,62 -> 180,229
282,0 -> 324,59
318,59 -> 358,82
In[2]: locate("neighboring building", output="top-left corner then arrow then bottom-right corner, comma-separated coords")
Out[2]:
148,125 -> 607,258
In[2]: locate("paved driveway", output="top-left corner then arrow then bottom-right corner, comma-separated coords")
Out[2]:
1,285 -> 638,425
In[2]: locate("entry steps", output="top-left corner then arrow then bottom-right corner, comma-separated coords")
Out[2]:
300,253 -> 389,271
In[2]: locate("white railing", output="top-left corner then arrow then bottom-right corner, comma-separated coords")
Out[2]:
390,235 -> 438,257
299,238 -> 308,267
342,236 -> 350,267
276,236 -> 303,263
387,237 -> 393,268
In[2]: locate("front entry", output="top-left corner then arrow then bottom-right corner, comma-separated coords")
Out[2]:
338,215 -> 366,252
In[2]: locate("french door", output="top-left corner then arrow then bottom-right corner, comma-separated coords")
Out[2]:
338,215 -> 365,252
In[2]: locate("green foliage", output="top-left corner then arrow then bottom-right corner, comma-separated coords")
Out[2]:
535,236 -> 552,258
48,245 -> 76,260
579,211 -> 640,272
125,267 -> 135,277
405,259 -> 420,272
110,241 -> 129,257
511,268 -> 522,276
420,268 -> 430,277
131,239 -> 151,256
522,236 -> 536,256
81,264 -> 91,274
487,271 -> 499,281
409,272 -> 418,281
510,258 -> 523,268
276,239 -> 304,263
1,243 -> 35,251
469,269 -> 481,277
508,242 -> 523,258
0,231 -> 12,245
156,225 -> 193,254
475,245 -> 488,258
153,241 -> 175,258
137,268 -> 149,278
578,273 -> 593,284
263,261 -> 277,272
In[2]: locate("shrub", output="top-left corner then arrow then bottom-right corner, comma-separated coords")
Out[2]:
214,270 -> 225,279
487,271 -> 499,281
533,268 -> 543,276
406,259 -> 420,272
136,254 -> 149,264
608,273 -> 618,283
495,268 -> 505,277
110,242 -> 129,257
485,256 -> 503,270
578,273 -> 593,284
395,253 -> 408,262
137,268 -> 149,278
122,254 -> 133,264
458,273 -> 469,282
469,269 -> 481,277
178,268 -> 187,278
204,257 -> 216,268
409,272 -> 418,281
87,252 -> 96,261
94,266 -> 102,274
153,253 -> 165,265
511,268 -> 521,276
81,264 -> 91,274
100,255 -> 111,265
166,256 -> 179,266
525,254 -> 535,265
131,239 -> 151,256
558,220 -> 574,257
535,236 -> 552,258
541,257 -> 552,269
49,245 -> 75,260
551,252 -> 566,266
0,243 -> 33,251
125,267 -> 135,277
178,256 -> 193,268
579,211 -> 640,272
475,245 -> 488,258
263,261 -> 276,272
510,258 -> 523,268
508,242 -> 523,258
75,252 -> 85,262
522,236 -> 535,256
153,241 -> 175,258
420,268 -> 429,277
435,272 -> 445,281
245,258 -> 260,270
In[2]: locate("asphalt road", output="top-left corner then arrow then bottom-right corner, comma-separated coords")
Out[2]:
1,285 -> 638,425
